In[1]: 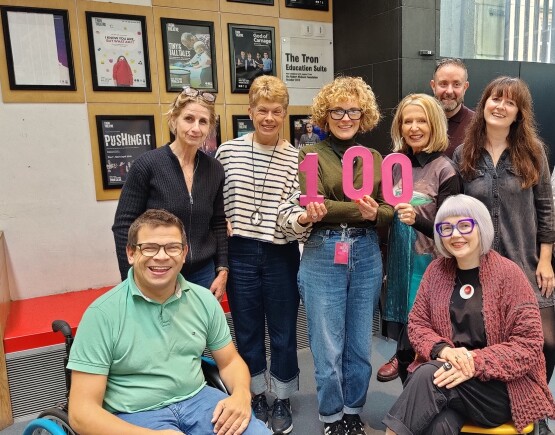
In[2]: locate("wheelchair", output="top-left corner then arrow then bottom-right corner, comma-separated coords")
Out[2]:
24,319 -> 228,434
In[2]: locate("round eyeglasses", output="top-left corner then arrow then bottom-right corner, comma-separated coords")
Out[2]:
133,242 -> 185,257
182,86 -> 216,103
435,218 -> 476,238
328,109 -> 363,120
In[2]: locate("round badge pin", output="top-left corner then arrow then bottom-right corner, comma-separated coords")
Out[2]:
459,284 -> 474,300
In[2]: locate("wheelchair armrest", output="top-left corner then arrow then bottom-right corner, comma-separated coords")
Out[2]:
201,356 -> 229,395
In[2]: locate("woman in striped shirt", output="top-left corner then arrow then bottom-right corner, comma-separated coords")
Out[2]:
216,75 -> 325,434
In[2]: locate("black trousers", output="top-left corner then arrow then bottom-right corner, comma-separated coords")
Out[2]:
382,361 -> 512,435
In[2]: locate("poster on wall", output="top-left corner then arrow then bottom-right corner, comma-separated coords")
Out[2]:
0,6 -> 76,90
232,115 -> 255,138
85,11 -> 151,91
281,37 -> 333,90
228,23 -> 275,93
160,18 -> 217,93
96,115 -> 156,189
289,115 -> 326,149
170,115 -> 222,157
285,0 -> 328,10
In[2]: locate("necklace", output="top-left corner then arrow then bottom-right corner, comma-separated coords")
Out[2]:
250,134 -> 279,226
179,152 -> 199,189
456,273 -> 475,300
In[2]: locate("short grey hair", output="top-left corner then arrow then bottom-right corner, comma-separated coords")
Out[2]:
434,194 -> 494,258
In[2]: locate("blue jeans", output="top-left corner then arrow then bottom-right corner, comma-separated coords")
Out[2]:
227,236 -> 300,399
298,228 -> 382,423
115,386 -> 271,434
185,260 -> 215,290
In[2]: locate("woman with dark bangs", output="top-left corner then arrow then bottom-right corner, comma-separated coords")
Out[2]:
453,76 -> 555,435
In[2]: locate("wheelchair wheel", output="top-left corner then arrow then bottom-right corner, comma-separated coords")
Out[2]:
33,406 -> 76,435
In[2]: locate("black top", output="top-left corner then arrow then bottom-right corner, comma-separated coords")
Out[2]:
451,267 -> 486,349
431,266 -> 486,358
112,144 -> 228,281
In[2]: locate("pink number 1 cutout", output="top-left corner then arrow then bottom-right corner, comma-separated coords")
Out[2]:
299,153 -> 324,206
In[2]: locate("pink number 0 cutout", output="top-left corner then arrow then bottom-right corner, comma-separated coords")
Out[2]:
381,153 -> 413,206
299,149 -> 413,207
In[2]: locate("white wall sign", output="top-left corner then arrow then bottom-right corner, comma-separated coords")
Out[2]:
281,36 -> 333,89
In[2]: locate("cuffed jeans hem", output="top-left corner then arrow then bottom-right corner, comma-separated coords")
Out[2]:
270,371 -> 299,399
383,413 -> 413,435
319,410 -> 344,424
251,371 -> 268,396
344,406 -> 363,415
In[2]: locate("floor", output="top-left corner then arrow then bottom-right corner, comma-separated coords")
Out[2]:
3,337 -> 555,435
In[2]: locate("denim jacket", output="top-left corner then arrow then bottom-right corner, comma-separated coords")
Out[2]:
453,145 -> 555,306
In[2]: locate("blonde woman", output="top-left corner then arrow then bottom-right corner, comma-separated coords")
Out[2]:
378,94 -> 460,384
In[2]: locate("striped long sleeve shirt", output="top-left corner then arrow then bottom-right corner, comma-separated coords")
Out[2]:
216,134 -> 309,244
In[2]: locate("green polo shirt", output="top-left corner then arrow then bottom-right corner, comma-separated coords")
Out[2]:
67,269 -> 231,414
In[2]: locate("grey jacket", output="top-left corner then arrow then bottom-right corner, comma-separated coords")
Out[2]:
453,144 -> 555,307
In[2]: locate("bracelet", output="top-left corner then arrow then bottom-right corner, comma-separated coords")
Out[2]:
215,266 -> 229,274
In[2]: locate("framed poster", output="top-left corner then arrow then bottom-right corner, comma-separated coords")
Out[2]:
289,115 -> 326,149
228,23 -> 275,93
227,0 -> 274,4
170,115 -> 222,158
160,18 -> 217,93
85,11 -> 151,91
285,0 -> 329,10
96,115 -> 156,189
232,115 -> 255,138
0,6 -> 76,90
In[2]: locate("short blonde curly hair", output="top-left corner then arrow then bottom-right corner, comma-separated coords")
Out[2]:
311,76 -> 380,133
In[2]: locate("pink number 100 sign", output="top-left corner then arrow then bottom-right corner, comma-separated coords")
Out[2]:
299,147 -> 413,207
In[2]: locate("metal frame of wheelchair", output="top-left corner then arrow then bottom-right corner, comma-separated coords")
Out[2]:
23,320 -> 228,435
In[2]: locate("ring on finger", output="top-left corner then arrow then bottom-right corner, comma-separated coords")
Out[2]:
442,362 -> 452,371
465,351 -> 472,359
455,356 -> 459,362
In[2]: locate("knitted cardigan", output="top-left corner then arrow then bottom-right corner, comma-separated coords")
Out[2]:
408,250 -> 555,431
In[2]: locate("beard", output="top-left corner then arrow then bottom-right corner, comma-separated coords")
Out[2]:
439,96 -> 463,113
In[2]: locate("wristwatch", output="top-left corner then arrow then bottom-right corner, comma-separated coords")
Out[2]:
215,266 -> 229,274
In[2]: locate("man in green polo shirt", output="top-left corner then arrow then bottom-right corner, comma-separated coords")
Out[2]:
67,209 -> 270,435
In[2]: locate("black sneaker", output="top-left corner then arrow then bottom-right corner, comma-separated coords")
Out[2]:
342,414 -> 367,435
271,398 -> 293,434
538,419 -> 554,435
251,393 -> 269,427
324,420 -> 346,435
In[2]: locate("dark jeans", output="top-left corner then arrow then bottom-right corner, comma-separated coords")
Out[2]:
227,236 -> 300,399
185,259 -> 215,290
383,361 -> 511,435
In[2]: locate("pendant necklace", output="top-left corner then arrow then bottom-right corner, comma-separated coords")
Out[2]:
250,134 -> 279,226
456,274 -> 474,300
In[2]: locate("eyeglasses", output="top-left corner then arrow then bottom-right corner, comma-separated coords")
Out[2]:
133,242 -> 185,257
328,109 -> 363,120
182,86 -> 216,103
435,218 -> 476,238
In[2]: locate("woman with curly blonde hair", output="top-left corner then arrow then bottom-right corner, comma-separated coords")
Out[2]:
297,76 -> 393,435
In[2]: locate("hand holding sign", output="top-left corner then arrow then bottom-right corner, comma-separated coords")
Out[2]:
299,148 -> 413,207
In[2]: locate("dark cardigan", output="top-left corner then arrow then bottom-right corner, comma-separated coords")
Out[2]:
112,144 -> 228,281
408,250 -> 555,431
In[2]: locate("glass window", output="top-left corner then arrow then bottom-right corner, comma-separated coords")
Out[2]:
440,0 -> 555,64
